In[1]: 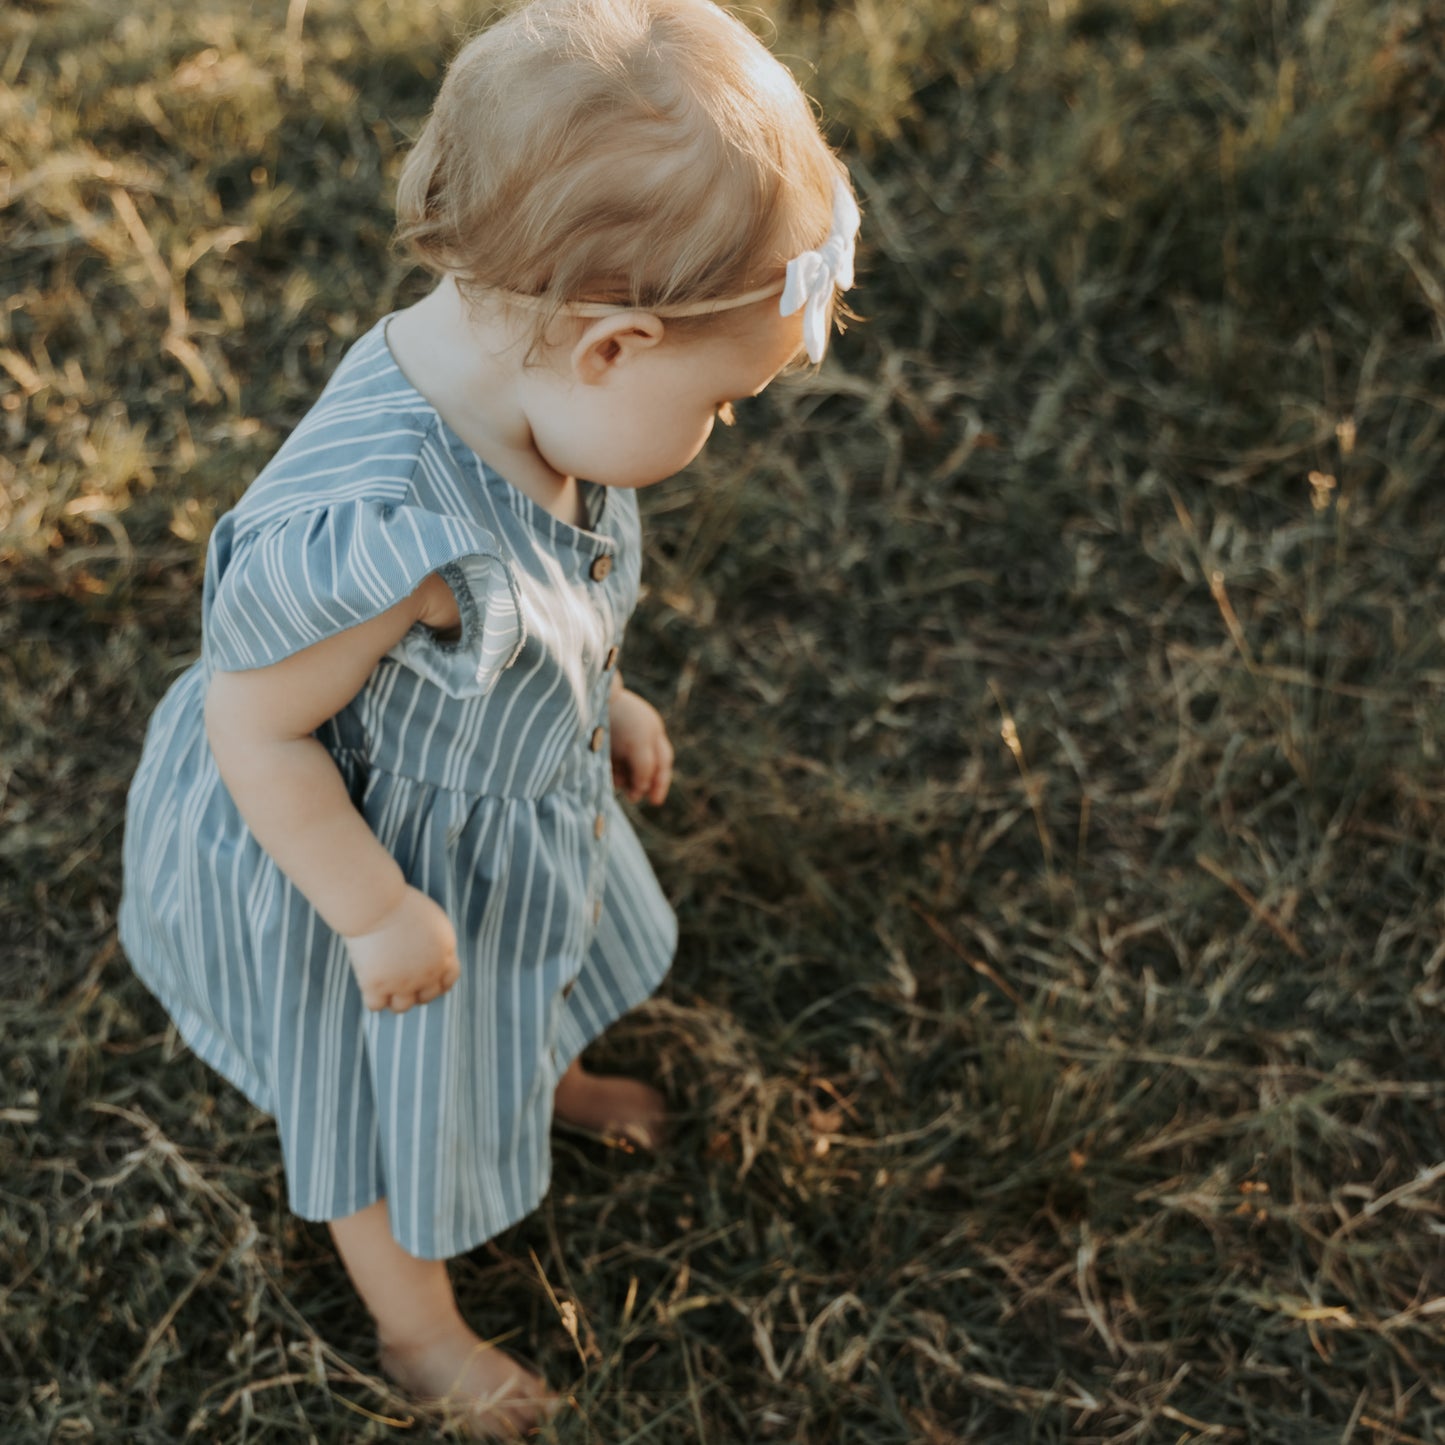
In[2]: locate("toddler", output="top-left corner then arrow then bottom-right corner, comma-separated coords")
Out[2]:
118,0 -> 858,1434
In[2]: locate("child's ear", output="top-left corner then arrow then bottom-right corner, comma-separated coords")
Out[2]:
571,311 -> 665,385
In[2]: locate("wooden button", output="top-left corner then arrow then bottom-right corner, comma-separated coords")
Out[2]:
561,979 -> 576,1000
594,813 -> 606,839
589,554 -> 613,582
590,726 -> 605,752
604,645 -> 619,670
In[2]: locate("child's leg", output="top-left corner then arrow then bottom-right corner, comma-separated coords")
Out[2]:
329,1197 -> 556,1438
553,1058 -> 668,1149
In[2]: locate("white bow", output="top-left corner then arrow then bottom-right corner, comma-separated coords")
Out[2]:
780,177 -> 860,364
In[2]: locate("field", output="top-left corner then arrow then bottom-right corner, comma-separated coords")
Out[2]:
4,0 -> 1445,1440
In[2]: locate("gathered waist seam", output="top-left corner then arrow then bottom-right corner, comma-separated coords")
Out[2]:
329,747 -> 591,801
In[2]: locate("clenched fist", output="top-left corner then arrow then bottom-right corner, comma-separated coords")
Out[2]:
609,687 -> 674,805
344,884 -> 460,1013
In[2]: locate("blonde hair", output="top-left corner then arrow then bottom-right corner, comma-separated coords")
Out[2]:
394,0 -> 851,342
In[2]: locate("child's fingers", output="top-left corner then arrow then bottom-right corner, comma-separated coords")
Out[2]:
632,754 -> 654,804
613,733 -> 675,805
360,972 -> 456,1013
415,970 -> 458,1005
648,740 -> 674,805
390,966 -> 461,1009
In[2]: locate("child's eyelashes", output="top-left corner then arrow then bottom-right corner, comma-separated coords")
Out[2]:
715,401 -> 737,426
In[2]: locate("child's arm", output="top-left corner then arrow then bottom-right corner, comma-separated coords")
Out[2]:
204,574 -> 462,1013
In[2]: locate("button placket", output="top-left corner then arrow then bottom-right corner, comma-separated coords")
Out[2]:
586,818 -> 611,939
588,634 -> 616,783
577,534 -> 618,959
583,809 -> 610,943
578,615 -> 613,945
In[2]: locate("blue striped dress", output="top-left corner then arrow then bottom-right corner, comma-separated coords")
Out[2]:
118,318 -> 678,1260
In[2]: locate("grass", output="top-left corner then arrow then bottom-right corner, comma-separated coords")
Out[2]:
3,0 -> 1445,1440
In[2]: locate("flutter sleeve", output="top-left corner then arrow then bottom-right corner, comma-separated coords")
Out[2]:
203,499 -> 527,696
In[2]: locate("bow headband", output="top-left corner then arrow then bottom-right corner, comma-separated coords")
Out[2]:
495,175 -> 860,362
779,177 -> 861,363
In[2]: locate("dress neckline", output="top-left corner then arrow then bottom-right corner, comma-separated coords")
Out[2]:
376,315 -> 610,543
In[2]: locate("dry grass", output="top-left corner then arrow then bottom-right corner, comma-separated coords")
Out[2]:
4,0 -> 1445,1440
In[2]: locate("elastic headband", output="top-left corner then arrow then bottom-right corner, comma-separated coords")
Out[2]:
496,279 -> 785,320
491,176 -> 860,361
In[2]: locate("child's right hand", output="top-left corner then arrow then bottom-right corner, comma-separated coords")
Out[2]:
343,885 -> 461,1013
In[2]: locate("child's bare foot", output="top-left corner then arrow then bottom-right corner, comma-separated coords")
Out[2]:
553,1059 -> 668,1149
379,1319 -> 557,1439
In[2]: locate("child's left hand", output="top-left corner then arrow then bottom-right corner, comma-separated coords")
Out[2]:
608,688 -> 673,805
